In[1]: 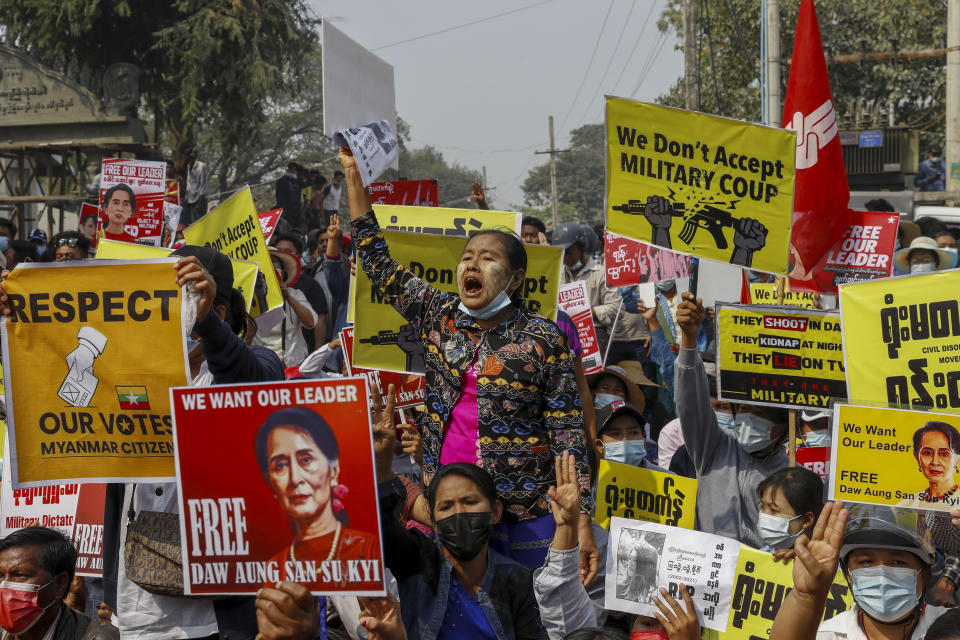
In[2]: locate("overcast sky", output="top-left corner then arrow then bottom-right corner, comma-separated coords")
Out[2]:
309,0 -> 683,209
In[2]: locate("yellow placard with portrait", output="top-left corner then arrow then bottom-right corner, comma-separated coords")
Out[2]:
184,187 -> 281,316
840,270 -> 960,410
701,546 -> 853,640
593,460 -> 697,530
95,239 -> 260,312
829,404 -> 960,511
605,97 -> 795,275
353,230 -> 562,374
0,260 -> 190,486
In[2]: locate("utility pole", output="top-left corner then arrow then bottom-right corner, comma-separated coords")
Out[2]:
948,0 -> 960,190
683,0 -> 699,110
765,0 -> 781,126
482,165 -> 487,191
548,116 -> 559,228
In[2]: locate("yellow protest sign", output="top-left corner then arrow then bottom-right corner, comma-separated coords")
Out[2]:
593,459 -> 697,530
829,404 -> 960,511
840,271 -> 960,409
95,239 -> 260,312
184,187 -> 281,315
0,260 -> 190,486
715,303 -> 846,409
749,283 -> 817,308
348,206 -> 522,324
606,98 -> 795,274
353,230 -> 562,373
701,545 -> 853,640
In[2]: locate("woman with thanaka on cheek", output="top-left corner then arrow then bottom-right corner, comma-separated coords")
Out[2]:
340,145 -> 597,579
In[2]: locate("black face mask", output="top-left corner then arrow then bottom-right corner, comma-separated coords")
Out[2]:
435,512 -> 493,561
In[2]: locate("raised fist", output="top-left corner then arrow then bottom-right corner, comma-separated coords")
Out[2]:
644,195 -> 674,232
733,218 -> 767,252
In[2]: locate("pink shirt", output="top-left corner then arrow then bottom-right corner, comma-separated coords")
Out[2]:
440,355 -> 480,465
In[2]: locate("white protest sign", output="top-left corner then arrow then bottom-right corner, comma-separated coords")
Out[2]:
557,281 -> 603,374
605,517 -> 738,632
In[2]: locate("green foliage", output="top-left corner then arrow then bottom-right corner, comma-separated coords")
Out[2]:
656,0 -> 946,138
521,124 -> 605,227
0,0 -> 318,157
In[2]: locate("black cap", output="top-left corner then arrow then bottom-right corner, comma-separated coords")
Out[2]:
171,245 -> 234,295
596,400 -> 645,436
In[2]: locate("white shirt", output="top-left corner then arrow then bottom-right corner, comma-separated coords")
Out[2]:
322,182 -> 343,211
253,287 -> 316,367
114,369 -> 219,639
657,419 -> 684,468
816,604 -> 948,640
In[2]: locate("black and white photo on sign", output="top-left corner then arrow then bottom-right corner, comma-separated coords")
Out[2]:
615,528 -> 665,604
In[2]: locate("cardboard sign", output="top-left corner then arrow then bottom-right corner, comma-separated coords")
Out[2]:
829,404 -> 960,511
0,447 -> 106,577
353,230 -> 561,374
98,159 -> 167,246
840,271 -> 960,409
605,517 -> 738,631
749,283 -> 817,308
605,98 -> 796,275
369,180 -> 439,207
797,446 -> 830,481
341,327 -> 425,409
593,460 -> 697,530
789,211 -> 898,294
715,303 -> 846,409
95,239 -> 260,313
1,260 -> 189,486
604,230 -> 692,286
557,281 -> 603,374
184,187 -> 282,316
700,546 -> 852,640
171,378 -> 384,596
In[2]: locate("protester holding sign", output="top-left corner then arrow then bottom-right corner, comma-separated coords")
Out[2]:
674,292 -> 789,547
343,146 -> 594,573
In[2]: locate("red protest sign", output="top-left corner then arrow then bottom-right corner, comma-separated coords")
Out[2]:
172,378 -> 384,596
368,180 -> 439,207
788,211 -> 898,294
341,327 -> 425,409
72,484 -> 107,577
259,208 -> 283,243
77,202 -> 101,248
98,159 -> 167,246
797,446 -> 830,481
604,231 -> 691,286
557,282 -> 603,374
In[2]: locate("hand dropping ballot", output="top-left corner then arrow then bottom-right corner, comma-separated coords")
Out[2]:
58,327 -> 108,408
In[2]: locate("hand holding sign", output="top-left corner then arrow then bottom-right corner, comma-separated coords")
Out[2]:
358,594 -> 405,640
254,581 -> 318,640
652,585 -> 701,640
175,257 -> 216,323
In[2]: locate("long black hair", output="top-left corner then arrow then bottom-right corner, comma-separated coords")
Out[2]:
425,463 -> 498,518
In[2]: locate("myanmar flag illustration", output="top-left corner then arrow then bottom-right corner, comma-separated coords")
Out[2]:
116,386 -> 150,410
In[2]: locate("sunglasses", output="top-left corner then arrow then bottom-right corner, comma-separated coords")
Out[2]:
56,237 -> 80,248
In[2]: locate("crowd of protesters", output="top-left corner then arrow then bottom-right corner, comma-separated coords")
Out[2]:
1,144 -> 960,640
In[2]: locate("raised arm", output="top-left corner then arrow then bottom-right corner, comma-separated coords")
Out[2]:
674,292 -> 726,472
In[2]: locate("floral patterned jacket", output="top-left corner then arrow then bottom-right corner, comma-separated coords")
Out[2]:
354,211 -> 592,521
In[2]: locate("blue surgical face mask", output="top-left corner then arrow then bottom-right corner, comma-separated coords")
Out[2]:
757,512 -> 803,549
803,429 -> 831,447
458,288 -> 514,321
734,412 -> 777,453
715,411 -> 736,430
931,156 -> 943,164
603,439 -> 647,467
850,565 -> 920,623
595,393 -> 623,408
0,236 -> 9,253
655,280 -> 675,292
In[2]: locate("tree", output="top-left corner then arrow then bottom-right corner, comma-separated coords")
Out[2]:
655,0 -> 946,141
0,0 -> 318,162
521,124 -> 605,227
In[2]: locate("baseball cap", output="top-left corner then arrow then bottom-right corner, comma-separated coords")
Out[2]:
596,400 -> 646,436
27,229 -> 47,244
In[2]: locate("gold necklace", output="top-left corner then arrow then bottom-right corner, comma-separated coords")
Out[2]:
289,521 -> 342,564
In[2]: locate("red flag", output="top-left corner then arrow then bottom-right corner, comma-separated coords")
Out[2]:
781,0 -> 850,281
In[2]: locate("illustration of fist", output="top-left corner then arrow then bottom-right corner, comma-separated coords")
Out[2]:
644,195 -> 674,231
733,218 -> 767,252
397,323 -> 426,374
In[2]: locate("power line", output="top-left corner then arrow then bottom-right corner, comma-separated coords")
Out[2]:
432,141 -> 548,154
704,0 -> 722,111
575,0 -> 640,127
610,0 -> 661,95
632,32 -> 669,95
557,0 -> 616,135
720,0 -> 761,86
371,0 -> 553,51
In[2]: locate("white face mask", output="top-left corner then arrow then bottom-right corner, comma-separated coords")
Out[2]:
757,512 -> 803,549
910,261 -> 936,274
734,413 -> 777,453
803,429 -> 831,447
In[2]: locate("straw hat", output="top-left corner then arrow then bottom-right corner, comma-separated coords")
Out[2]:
893,236 -> 956,273
269,248 -> 302,287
